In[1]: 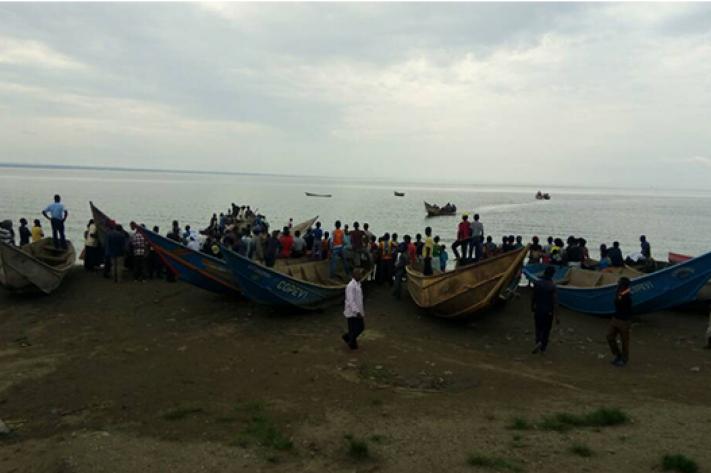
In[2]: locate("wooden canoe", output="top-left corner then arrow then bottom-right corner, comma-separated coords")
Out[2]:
394,191 -> 405,197
222,247 -> 357,310
305,192 -> 332,198
292,216 -> 318,235
0,239 -> 76,294
668,252 -> 711,301
406,246 -> 528,318
90,200 -> 118,247
424,201 -> 457,217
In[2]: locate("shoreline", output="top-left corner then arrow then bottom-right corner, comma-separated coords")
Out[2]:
1,268 -> 710,472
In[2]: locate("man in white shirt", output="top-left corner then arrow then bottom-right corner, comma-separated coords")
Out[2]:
469,213 -> 484,261
342,268 -> 365,350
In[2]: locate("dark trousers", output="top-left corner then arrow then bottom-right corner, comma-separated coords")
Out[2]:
392,267 -> 406,298
452,239 -> 470,260
607,318 -> 630,362
133,255 -> 146,280
84,246 -> 99,270
470,237 -> 483,261
534,312 -> 554,352
50,218 -> 67,249
343,317 -> 365,348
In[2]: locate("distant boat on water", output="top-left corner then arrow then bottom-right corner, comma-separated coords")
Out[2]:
305,192 -> 332,198
394,191 -> 405,197
535,191 -> 551,200
424,201 -> 457,217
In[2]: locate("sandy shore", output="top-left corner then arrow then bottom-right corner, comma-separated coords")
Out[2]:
1,268 -> 710,472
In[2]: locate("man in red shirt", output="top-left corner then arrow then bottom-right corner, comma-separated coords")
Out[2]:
452,214 -> 472,261
278,227 -> 294,258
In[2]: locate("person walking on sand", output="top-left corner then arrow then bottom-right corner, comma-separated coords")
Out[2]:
531,266 -> 558,354
42,194 -> 69,249
342,268 -> 365,350
608,277 -> 632,367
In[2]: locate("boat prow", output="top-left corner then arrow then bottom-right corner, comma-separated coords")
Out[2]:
406,247 -> 528,318
0,239 -> 76,294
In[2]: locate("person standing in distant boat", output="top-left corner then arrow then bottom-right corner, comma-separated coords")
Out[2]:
342,268 -> 366,350
608,277 -> 632,367
18,218 -> 31,246
531,266 -> 559,354
42,194 -> 68,249
31,219 -> 44,243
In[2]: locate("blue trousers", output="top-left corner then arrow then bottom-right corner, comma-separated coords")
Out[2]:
50,218 -> 67,249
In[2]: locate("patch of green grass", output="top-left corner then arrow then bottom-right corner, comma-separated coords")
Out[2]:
161,406 -> 204,421
662,454 -> 699,473
507,417 -> 532,430
466,453 -> 522,472
538,408 -> 629,432
234,401 -> 293,451
344,434 -> 370,461
569,443 -> 594,458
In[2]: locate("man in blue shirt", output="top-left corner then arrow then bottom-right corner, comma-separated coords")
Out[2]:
42,194 -> 69,249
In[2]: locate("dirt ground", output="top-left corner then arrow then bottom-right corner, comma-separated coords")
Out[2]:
1,268 -> 710,473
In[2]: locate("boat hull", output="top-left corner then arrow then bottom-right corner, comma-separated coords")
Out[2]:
406,247 -> 528,319
222,249 -> 345,310
424,201 -> 457,217
523,250 -> 711,315
667,252 -> 711,301
0,239 -> 76,294
137,227 -> 240,295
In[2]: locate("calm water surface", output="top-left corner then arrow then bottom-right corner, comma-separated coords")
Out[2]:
1,167 -> 710,261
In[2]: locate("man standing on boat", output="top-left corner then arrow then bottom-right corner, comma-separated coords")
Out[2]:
469,213 -> 484,261
342,268 -> 365,350
452,214 -> 471,261
531,266 -> 558,354
42,194 -> 68,250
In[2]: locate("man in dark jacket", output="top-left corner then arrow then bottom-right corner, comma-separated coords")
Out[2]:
531,266 -> 558,354
608,276 -> 632,367
106,225 -> 128,282
608,241 -> 624,267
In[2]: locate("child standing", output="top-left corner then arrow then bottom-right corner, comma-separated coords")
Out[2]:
438,245 -> 449,272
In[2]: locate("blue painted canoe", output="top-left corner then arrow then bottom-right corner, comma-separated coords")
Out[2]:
221,247 -> 349,310
523,250 -> 711,315
137,226 -> 241,296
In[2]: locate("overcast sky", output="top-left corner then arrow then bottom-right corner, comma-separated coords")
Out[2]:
1,2 -> 710,187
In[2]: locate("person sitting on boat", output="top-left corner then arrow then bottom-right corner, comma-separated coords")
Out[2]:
17,218 -> 30,246
182,225 -> 192,244
483,236 -> 497,258
579,238 -> 591,265
608,241 -> 624,267
278,227 -> 294,258
598,244 -> 612,270
0,220 -> 14,245
550,238 -> 565,265
563,236 -> 582,267
321,231 -> 330,259
291,230 -> 306,258
528,236 -> 543,264
186,233 -> 201,252
514,235 -> 524,250
31,219 -> 44,243
329,220 -> 350,277
500,235 -> 514,253
541,236 -> 554,264
452,214 -> 471,260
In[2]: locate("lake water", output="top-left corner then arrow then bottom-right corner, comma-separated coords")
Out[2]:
1,166 -> 711,261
